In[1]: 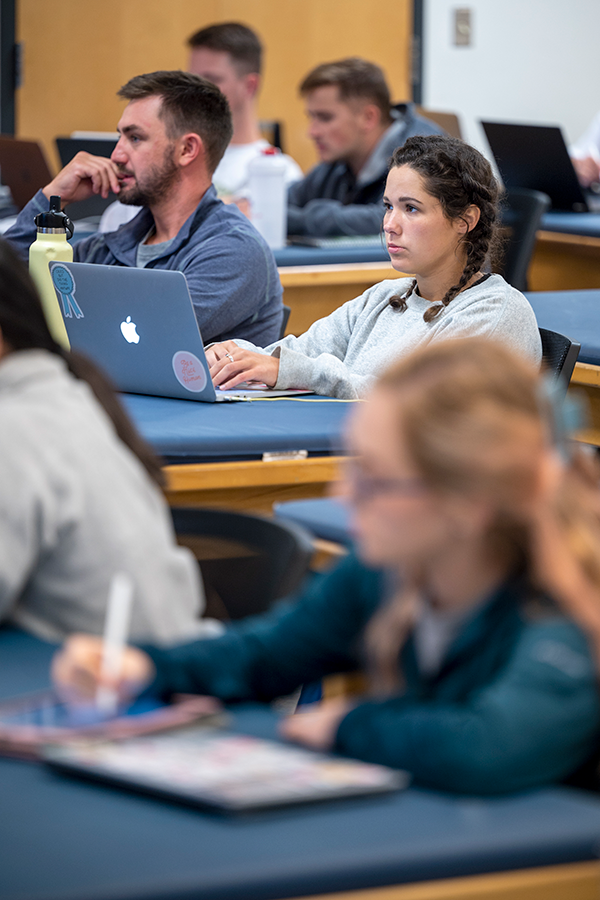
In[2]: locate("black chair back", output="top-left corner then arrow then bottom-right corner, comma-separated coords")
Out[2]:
539,327 -> 580,393
498,188 -> 551,291
171,507 -> 314,620
279,305 -> 291,340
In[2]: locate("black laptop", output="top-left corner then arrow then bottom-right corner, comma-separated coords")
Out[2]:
481,121 -> 600,213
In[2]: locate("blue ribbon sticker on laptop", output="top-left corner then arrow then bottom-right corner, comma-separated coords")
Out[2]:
172,351 -> 208,392
51,265 -> 84,319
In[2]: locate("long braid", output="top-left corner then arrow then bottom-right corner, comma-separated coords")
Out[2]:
389,278 -> 417,312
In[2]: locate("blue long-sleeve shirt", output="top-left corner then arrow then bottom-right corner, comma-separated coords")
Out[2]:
143,552 -> 600,795
6,186 -> 283,346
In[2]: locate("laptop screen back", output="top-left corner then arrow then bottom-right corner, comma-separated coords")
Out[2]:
481,121 -> 590,212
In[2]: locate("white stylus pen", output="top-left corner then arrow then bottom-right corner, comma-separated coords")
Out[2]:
96,572 -> 134,716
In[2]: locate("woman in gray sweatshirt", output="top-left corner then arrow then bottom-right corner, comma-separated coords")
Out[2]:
207,135 -> 542,399
0,239 -> 208,643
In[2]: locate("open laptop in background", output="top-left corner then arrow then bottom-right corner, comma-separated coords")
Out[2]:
48,262 -> 312,402
0,136 -> 53,210
481,121 -> 600,212
55,135 -> 119,220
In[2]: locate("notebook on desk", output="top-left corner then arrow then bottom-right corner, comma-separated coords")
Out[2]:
49,262 -> 311,402
481,121 -> 600,212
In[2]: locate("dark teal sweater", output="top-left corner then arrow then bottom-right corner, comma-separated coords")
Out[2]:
145,553 -> 600,794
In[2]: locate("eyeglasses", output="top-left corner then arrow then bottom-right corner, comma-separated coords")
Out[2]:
343,459 -> 426,504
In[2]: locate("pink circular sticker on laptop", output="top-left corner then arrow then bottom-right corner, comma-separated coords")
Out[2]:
172,351 -> 208,393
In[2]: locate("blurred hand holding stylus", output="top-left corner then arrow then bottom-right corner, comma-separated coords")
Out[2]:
96,572 -> 135,716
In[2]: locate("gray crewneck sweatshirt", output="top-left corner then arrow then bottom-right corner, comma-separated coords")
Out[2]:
234,275 -> 542,399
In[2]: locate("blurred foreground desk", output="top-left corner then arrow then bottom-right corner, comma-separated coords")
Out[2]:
123,394 -> 355,512
2,627 -> 600,900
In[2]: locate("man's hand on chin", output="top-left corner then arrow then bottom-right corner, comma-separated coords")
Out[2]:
42,152 -> 122,206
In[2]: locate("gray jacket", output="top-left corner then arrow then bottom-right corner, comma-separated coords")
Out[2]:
235,275 -> 543,399
287,105 -> 443,236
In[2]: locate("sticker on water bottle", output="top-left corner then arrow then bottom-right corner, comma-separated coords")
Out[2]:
51,265 -> 84,319
172,351 -> 208,392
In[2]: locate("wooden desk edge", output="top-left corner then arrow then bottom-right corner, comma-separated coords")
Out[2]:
572,362 -> 600,387
279,263 -> 404,287
164,456 -> 344,493
538,230 -> 600,250
293,859 -> 600,900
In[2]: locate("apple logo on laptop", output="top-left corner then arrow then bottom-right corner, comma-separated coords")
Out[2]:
120,316 -> 140,344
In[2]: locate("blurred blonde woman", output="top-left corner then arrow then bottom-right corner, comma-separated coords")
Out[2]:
54,337 -> 600,794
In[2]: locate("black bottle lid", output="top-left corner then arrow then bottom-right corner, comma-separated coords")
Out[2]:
34,195 -> 74,238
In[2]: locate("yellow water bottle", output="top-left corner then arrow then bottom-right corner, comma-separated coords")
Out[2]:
28,195 -> 73,349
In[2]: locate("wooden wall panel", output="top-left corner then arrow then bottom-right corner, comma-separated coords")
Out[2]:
16,0 -> 412,174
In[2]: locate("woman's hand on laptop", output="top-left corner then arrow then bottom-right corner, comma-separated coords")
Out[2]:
52,634 -> 155,706
208,341 -> 280,390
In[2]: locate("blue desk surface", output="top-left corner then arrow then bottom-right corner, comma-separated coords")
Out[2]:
541,211 -> 600,239
274,243 -> 389,267
3,627 -> 600,900
123,395 -> 355,462
526,289 -> 600,366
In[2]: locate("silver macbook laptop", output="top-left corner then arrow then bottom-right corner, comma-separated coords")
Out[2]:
48,262 -> 309,402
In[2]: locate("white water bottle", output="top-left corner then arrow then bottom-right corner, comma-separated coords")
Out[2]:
248,148 -> 287,249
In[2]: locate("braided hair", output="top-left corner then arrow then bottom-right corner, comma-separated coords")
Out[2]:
387,134 -> 502,322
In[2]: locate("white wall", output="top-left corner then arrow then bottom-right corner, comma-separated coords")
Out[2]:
423,0 -> 600,158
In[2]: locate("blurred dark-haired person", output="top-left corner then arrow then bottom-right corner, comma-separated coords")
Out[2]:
287,58 -> 443,237
102,23 -> 302,232
5,71 -> 283,346
0,237 -> 215,643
